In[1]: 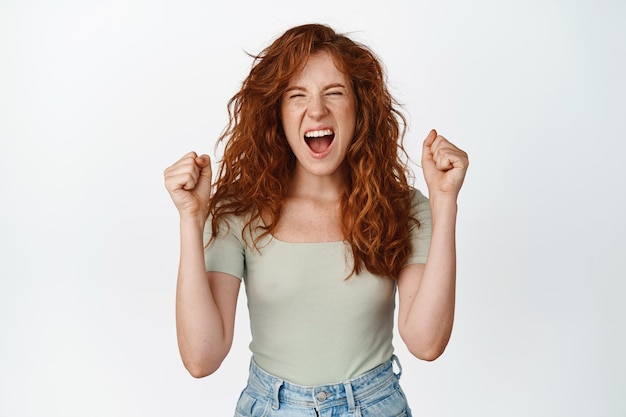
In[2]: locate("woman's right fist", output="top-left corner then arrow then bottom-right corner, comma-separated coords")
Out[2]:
164,151 -> 213,217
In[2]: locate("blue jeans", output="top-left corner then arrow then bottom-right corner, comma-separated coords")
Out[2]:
234,355 -> 412,417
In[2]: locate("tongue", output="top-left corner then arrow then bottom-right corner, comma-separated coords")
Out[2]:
307,136 -> 332,153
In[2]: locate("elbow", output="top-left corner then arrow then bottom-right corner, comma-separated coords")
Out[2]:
184,359 -> 222,378
187,367 -> 216,379
407,344 -> 446,362
400,328 -> 450,362
179,339 -> 232,378
181,350 -> 227,378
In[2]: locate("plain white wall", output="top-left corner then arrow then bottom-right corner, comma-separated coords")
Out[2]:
1,0 -> 624,416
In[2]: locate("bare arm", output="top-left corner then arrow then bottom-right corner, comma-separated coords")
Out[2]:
397,130 -> 468,361
165,152 -> 240,377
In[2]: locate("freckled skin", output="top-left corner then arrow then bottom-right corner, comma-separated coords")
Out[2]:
280,50 -> 356,182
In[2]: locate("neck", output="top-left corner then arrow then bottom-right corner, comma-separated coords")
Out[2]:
288,166 -> 347,202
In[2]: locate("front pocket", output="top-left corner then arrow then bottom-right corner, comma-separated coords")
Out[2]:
234,390 -> 271,417
359,389 -> 409,417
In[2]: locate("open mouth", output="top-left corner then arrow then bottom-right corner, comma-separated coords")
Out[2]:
304,129 -> 335,153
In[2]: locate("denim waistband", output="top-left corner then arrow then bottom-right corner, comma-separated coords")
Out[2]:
245,355 -> 403,412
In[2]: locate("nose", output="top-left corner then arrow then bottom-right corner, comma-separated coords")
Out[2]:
307,95 -> 328,119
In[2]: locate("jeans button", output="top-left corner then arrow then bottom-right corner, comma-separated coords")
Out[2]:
316,391 -> 327,401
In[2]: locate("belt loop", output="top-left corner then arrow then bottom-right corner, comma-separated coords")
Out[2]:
391,354 -> 402,379
271,379 -> 283,410
343,381 -> 356,413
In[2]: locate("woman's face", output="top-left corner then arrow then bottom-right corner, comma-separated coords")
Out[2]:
280,50 -> 356,182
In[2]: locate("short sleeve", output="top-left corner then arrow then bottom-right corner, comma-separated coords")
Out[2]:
404,188 -> 432,265
203,215 -> 246,280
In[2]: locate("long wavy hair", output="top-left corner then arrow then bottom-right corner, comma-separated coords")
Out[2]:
207,23 -> 416,279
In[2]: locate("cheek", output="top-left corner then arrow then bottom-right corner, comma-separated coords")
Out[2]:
344,109 -> 357,136
280,107 -> 298,132
280,111 -> 300,147
342,99 -> 357,130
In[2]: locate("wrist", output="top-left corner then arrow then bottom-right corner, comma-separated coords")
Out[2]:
428,192 -> 458,225
428,191 -> 458,208
179,212 -> 208,231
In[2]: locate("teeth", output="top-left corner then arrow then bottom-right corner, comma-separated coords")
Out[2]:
305,129 -> 334,138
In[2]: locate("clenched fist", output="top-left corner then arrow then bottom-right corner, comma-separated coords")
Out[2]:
164,151 -> 213,218
421,130 -> 469,198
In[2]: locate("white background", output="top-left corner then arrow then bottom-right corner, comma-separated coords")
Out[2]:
1,0 -> 625,416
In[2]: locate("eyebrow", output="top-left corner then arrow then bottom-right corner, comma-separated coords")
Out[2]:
284,83 -> 348,93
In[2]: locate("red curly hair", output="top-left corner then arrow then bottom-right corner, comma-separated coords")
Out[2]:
208,23 -> 416,279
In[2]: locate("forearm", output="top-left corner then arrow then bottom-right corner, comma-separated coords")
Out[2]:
400,194 -> 458,359
175,215 -> 229,376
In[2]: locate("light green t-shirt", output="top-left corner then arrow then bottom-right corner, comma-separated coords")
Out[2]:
204,188 -> 431,386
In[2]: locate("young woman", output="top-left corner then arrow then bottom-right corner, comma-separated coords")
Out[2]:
164,23 -> 468,417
